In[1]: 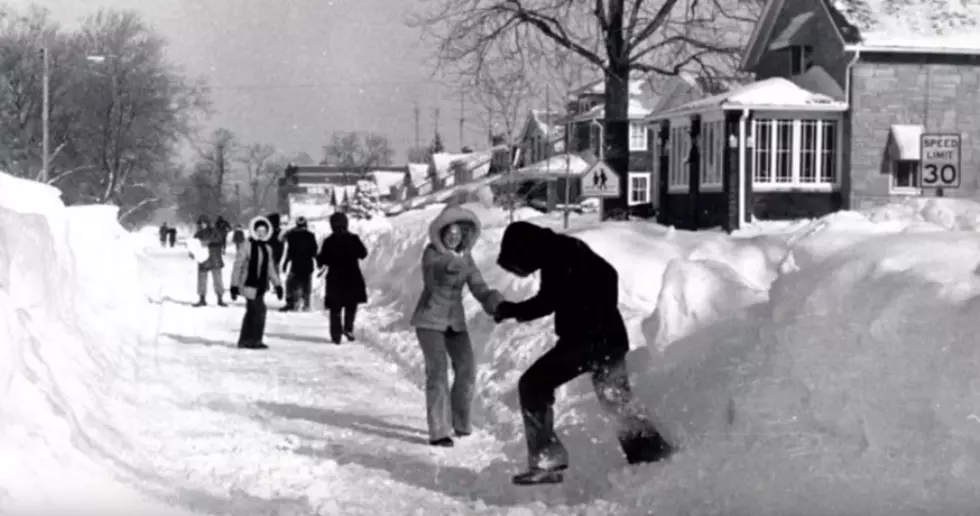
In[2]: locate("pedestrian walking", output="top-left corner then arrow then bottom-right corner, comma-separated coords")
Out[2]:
316,212 -> 368,343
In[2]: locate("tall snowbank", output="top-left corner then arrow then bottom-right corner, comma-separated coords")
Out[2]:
362,195 -> 980,512
0,173 -> 164,511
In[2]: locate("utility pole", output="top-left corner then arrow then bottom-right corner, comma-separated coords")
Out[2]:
413,101 -> 420,150
434,107 -> 440,137
41,46 -> 50,183
458,92 -> 464,151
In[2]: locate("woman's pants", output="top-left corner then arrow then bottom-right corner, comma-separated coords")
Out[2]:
416,327 -> 476,441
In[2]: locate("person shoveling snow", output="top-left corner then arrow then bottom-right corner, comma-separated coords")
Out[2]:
493,221 -> 674,485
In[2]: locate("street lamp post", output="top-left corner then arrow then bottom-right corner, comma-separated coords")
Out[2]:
40,46 -> 49,183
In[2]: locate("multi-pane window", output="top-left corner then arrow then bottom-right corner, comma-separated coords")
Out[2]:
699,119 -> 724,188
629,122 -> 648,151
628,172 -> 651,205
751,118 -> 838,187
668,124 -> 690,191
892,161 -> 919,190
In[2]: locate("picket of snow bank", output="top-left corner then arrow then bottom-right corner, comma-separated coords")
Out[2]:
360,194 -> 980,512
0,172 -> 164,511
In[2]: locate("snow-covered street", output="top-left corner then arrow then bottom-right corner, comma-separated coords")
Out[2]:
118,248 -> 553,516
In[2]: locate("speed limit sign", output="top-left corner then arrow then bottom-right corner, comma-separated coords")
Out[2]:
920,133 -> 961,188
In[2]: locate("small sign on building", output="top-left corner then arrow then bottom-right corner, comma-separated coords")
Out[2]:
580,161 -> 621,198
920,133 -> 961,189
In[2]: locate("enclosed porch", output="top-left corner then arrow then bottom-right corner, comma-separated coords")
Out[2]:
647,76 -> 849,231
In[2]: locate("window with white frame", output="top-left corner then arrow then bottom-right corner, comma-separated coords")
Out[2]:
628,172 -> 652,205
700,119 -> 724,188
751,117 -> 838,188
669,123 -> 690,191
629,122 -> 648,151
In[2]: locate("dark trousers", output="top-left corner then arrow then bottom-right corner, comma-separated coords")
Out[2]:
238,294 -> 268,347
517,344 -> 669,470
328,303 -> 358,342
285,272 -> 313,310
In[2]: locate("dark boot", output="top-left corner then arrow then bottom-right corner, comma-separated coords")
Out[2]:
620,426 -> 674,465
216,296 -> 227,307
344,331 -> 356,342
429,437 -> 454,447
512,468 -> 564,486
522,407 -> 569,472
193,296 -> 206,307
238,342 -> 269,350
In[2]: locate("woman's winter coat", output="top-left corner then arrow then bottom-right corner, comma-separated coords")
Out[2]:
193,225 -> 226,271
410,205 -> 503,332
231,216 -> 283,299
316,212 -> 368,307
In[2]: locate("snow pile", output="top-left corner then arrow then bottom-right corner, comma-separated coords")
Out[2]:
362,196 -> 980,513
0,173 -> 163,511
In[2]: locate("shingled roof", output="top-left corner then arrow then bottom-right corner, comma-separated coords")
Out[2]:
828,0 -> 980,49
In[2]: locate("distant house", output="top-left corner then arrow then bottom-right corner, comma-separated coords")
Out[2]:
514,109 -> 566,168
277,164 -> 408,213
563,76 -> 664,216
647,0 -> 980,231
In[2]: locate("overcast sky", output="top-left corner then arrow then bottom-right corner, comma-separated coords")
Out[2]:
15,0 -> 495,162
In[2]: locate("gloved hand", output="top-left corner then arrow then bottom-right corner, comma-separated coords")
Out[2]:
274,285 -> 284,300
230,286 -> 239,301
494,301 -> 517,323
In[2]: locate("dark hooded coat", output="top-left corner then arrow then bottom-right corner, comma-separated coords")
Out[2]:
283,224 -> 319,276
496,221 -> 629,360
316,212 -> 368,307
265,213 -> 285,265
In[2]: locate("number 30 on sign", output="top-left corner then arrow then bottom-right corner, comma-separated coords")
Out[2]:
919,133 -> 961,189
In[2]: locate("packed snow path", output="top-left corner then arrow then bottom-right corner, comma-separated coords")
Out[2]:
138,248 -> 559,516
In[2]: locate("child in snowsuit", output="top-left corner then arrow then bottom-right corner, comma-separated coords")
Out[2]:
230,216 -> 284,350
281,216 -> 319,312
410,203 -> 503,447
192,215 -> 227,307
316,212 -> 369,343
493,221 -> 672,485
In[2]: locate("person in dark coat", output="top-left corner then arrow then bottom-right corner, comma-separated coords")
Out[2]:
232,224 -> 246,251
316,212 -> 368,344
159,223 -> 169,247
167,226 -> 177,247
280,216 -> 319,312
493,221 -> 673,486
192,215 -> 227,307
265,213 -> 286,269
215,216 -> 232,254
230,216 -> 284,349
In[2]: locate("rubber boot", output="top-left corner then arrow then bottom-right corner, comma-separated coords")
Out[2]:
216,295 -> 227,307
513,407 -> 568,485
193,295 -> 206,307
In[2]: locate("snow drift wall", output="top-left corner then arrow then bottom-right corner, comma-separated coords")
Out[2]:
363,196 -> 980,513
0,172 -> 160,510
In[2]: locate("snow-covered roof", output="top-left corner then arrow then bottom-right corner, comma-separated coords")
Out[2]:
368,170 -> 404,192
530,109 -> 566,138
572,98 -> 654,122
515,153 -> 595,179
406,163 -> 428,186
829,0 -> 980,51
648,77 -> 849,120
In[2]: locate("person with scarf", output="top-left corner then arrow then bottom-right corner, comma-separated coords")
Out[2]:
230,216 -> 284,349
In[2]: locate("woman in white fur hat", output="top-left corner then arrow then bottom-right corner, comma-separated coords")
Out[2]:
230,215 -> 285,349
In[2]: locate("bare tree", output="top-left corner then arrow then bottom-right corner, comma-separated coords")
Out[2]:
236,142 -> 280,217
321,131 -> 394,169
412,0 -> 755,213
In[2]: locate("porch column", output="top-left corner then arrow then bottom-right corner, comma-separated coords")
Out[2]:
546,178 -> 558,211
656,121 -> 670,225
688,115 -> 701,230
